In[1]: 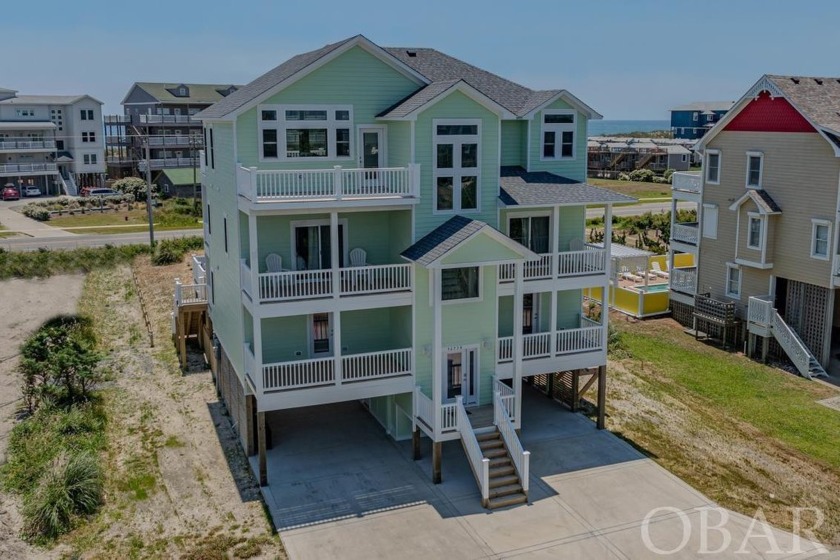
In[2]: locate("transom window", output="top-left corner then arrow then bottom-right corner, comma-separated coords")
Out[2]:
811,219 -> 831,260
746,152 -> 763,188
725,264 -> 741,299
258,105 -> 353,161
434,119 -> 480,213
705,150 -> 720,184
442,267 -> 480,301
747,214 -> 762,249
541,110 -> 575,159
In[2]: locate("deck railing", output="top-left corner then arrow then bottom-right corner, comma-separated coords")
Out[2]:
192,254 -> 206,285
237,164 -> 419,203
0,140 -> 56,150
556,326 -> 603,354
498,325 -> 604,363
139,114 -> 200,124
414,387 -> 434,434
672,171 -> 702,194
240,259 -> 252,297
492,376 -> 515,421
441,402 -> 458,433
174,279 -> 207,306
0,162 -> 57,173
256,264 -> 412,302
672,223 -> 699,245
457,396 -> 490,507
341,349 -> 412,382
670,266 -> 697,293
747,295 -> 774,327
262,356 -> 335,391
493,391 -> 529,496
499,248 -> 606,282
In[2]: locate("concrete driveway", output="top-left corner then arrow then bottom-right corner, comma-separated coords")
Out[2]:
0,197 -> 74,238
255,386 -> 829,559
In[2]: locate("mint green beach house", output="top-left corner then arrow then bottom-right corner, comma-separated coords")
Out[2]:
196,35 -> 633,509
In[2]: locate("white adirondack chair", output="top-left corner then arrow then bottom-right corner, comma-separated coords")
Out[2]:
265,253 -> 283,273
350,248 -> 368,267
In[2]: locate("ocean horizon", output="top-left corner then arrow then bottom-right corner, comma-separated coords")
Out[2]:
588,119 -> 670,136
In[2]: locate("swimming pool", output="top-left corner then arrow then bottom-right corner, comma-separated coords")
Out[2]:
639,283 -> 669,293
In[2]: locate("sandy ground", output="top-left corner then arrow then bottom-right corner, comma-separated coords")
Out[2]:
0,274 -> 85,559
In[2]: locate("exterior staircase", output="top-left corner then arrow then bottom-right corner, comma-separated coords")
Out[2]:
474,426 -> 528,508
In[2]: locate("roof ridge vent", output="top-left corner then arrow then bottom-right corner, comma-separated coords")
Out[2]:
791,77 -> 800,85
814,78 -> 824,85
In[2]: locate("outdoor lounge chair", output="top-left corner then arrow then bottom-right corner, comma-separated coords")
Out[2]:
651,261 -> 670,278
620,265 -> 642,282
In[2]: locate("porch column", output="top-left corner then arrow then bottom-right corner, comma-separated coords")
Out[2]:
432,267 -> 443,435
596,365 -> 607,429
248,213 -> 259,300
257,410 -> 267,485
513,262 -> 524,427
432,441 -> 442,484
334,311 -> 342,385
330,211 -> 340,298
602,205 -> 613,353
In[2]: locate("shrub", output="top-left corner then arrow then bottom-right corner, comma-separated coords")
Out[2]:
22,451 -> 102,540
151,237 -> 203,266
628,169 -> 656,182
663,168 -> 675,180
652,176 -> 668,184
22,205 -> 51,221
617,172 -> 631,181
112,177 -> 154,202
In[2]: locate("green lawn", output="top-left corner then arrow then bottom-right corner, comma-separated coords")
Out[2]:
588,178 -> 672,200
47,200 -> 200,231
66,225 -> 202,235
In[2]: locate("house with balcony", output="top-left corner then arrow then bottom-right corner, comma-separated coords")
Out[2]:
192,35 -> 633,509
0,88 -> 105,195
105,82 -> 241,180
668,75 -> 840,379
670,101 -> 734,140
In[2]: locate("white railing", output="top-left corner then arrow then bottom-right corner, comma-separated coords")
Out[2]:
492,376 -> 515,421
240,259 -> 251,297
64,174 -> 78,196
557,248 -> 607,276
192,254 -> 206,285
174,279 -> 207,306
237,164 -> 419,203
748,295 -> 774,327
441,402 -> 458,433
148,135 -> 199,146
672,223 -> 699,245
0,140 -> 56,150
581,316 -> 602,329
556,326 -> 603,354
493,391 -> 529,496
499,253 -> 552,281
670,266 -> 697,293
258,269 -> 332,301
339,264 -> 412,295
672,171 -> 702,194
243,343 -> 256,384
523,332 -> 553,359
771,313 -> 812,377
139,158 -> 197,170
457,396 -> 490,507
414,387 -> 434,433
341,348 -> 412,382
262,356 -> 335,391
139,114 -> 199,124
0,162 -> 58,173
498,336 -> 513,362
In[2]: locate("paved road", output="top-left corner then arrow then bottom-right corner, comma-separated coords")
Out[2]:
586,200 -> 694,219
1,229 -> 203,251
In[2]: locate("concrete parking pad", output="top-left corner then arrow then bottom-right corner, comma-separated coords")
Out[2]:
254,386 -> 829,559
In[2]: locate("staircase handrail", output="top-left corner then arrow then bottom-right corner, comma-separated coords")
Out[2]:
771,312 -> 813,379
456,396 -> 489,507
493,391 -> 529,495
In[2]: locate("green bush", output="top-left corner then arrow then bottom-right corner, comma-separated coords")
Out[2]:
22,205 -> 51,221
663,168 -> 675,180
151,236 -> 204,266
628,169 -> 656,182
617,172 -> 631,181
0,244 -> 150,279
112,177 -> 155,202
22,451 -> 102,540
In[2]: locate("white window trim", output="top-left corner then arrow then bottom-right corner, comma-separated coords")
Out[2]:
810,218 -> 831,261
433,118 -> 481,215
440,265 -> 483,305
692,112 -> 699,122
746,212 -> 764,250
257,104 -> 354,163
540,109 -> 576,161
288,218 -> 350,271
725,263 -> 741,300
705,149 -> 721,185
506,211 -> 553,253
745,151 -> 764,189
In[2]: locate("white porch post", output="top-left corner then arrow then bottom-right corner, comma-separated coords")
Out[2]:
603,205 -> 613,357
432,267 -> 443,437
331,211 -> 342,385
513,261 -> 524,428
248,213 -> 259,301
668,196 -> 677,288
552,205 -> 560,279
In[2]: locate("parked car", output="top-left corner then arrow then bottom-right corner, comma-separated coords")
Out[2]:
87,188 -> 119,197
23,186 -> 41,197
2,187 -> 20,201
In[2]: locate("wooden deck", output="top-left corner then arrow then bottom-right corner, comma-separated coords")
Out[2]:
466,405 -> 495,429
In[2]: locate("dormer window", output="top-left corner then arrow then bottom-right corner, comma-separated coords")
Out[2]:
179,87 -> 186,96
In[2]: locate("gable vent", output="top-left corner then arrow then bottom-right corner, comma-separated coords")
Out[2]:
791,78 -> 800,85
814,79 -> 823,85
406,50 -> 417,57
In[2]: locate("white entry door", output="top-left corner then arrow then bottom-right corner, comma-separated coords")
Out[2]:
444,347 -> 478,405
358,126 -> 385,169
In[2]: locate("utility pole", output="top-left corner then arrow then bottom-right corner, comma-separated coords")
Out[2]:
144,139 -> 155,248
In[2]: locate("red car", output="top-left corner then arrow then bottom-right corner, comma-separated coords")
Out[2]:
2,187 -> 20,201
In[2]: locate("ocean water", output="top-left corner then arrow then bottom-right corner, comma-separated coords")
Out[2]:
588,120 -> 670,136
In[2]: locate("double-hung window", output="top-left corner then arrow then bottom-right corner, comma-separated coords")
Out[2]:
434,120 -> 480,213
541,110 -> 575,160
82,131 -> 95,143
811,219 -> 831,260
258,105 -> 352,161
747,214 -> 763,250
80,109 -> 94,120
746,151 -> 763,188
705,150 -> 720,184
725,264 -> 741,299
442,267 -> 480,302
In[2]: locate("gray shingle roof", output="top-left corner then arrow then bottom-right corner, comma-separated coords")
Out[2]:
130,83 -> 242,105
767,75 -> 840,133
499,167 -> 637,207
670,101 -> 735,112
197,37 -> 358,119
378,79 -> 460,118
753,189 -> 782,214
401,216 -> 484,266
0,94 -> 100,105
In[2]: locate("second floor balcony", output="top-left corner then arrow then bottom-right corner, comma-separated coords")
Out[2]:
0,162 -> 57,175
670,266 -> 697,294
138,157 -> 197,170
672,171 -> 702,198
0,139 -> 56,151
672,222 -> 699,245
236,164 -> 420,207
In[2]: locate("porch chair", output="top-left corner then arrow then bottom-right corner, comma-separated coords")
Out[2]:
347,248 -> 371,291
620,265 -> 641,282
265,253 -> 284,273
651,261 -> 670,278
349,248 -> 368,267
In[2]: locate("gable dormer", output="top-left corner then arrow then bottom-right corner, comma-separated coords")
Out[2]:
216,85 -> 238,97
168,84 -> 190,98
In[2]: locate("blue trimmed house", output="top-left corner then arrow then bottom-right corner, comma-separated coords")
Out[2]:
192,35 -> 633,508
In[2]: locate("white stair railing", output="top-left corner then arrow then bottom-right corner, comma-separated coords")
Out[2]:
771,313 -> 815,379
493,391 -> 529,497
414,387 -> 434,436
492,376 -> 515,421
456,396 -> 489,507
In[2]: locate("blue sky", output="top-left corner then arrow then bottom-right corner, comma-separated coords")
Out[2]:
2,0 -> 836,119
